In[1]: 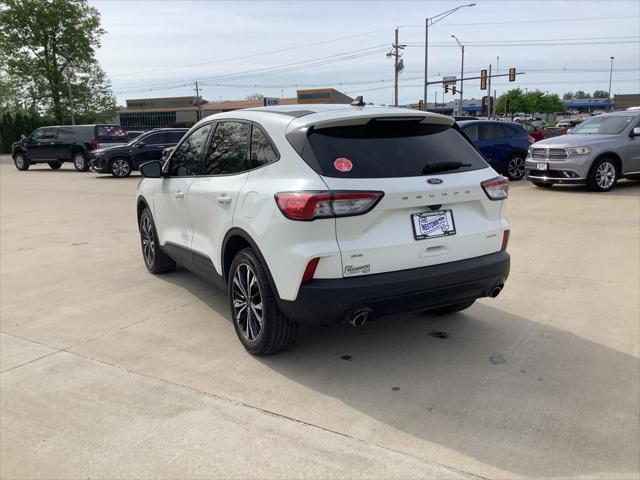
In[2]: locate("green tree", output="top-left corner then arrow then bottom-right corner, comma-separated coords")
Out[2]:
593,90 -> 609,99
0,0 -> 116,124
495,88 -> 530,117
562,92 -> 574,100
573,90 -> 591,99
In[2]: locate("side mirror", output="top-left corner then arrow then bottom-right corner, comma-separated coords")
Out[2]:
137,142 -> 146,148
20,134 -> 26,140
631,127 -> 640,137
139,160 -> 163,178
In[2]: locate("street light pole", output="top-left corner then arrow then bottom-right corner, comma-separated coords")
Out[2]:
608,56 -> 615,111
423,3 -> 475,111
452,35 -> 464,115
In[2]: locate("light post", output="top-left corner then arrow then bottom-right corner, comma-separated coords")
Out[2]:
608,56 -> 615,111
451,34 -> 464,116
423,3 -> 475,111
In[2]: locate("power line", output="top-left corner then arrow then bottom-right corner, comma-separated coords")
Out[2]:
399,15 -> 640,28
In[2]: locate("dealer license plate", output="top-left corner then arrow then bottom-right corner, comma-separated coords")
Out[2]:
412,210 -> 456,240
536,162 -> 548,171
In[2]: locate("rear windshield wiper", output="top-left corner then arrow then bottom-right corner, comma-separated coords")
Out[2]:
422,161 -> 472,174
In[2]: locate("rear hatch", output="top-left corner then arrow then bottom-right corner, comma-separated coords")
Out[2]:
290,114 -> 505,277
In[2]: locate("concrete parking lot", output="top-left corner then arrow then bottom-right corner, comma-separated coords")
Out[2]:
1,155 -> 638,479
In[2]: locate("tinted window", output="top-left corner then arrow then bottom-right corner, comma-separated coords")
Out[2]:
249,125 -> 278,169
142,133 -> 165,145
302,121 -> 487,178
167,124 -> 212,176
57,127 -> 76,141
462,124 -> 479,141
480,124 -> 506,140
166,131 -> 186,144
202,122 -> 249,175
97,125 -> 127,139
31,128 -> 45,139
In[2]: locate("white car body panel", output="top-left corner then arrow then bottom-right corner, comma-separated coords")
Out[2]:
137,105 -> 509,303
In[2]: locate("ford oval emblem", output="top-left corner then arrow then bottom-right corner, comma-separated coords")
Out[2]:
427,178 -> 443,185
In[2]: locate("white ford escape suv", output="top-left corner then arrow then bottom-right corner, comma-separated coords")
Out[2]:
136,104 -> 511,355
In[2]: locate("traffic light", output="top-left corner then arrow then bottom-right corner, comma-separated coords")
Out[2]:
452,85 -> 457,95
418,99 -> 424,111
508,67 -> 516,82
504,98 -> 510,112
480,69 -> 487,90
444,84 -> 449,93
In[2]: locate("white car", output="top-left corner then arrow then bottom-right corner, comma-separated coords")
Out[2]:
136,104 -> 511,355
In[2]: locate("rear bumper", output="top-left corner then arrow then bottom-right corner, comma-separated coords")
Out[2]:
277,251 -> 510,325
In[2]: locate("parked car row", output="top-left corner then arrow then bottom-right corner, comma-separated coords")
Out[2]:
10,125 -> 187,177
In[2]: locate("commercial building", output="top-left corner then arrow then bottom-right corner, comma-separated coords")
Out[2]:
114,88 -> 353,130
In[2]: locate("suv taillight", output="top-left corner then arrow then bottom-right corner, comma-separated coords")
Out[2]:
275,191 -> 384,221
89,138 -> 99,150
481,176 -> 509,201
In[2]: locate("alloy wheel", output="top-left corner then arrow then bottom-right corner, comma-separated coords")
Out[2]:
74,154 -> 85,170
141,214 -> 155,267
232,263 -> 263,342
15,155 -> 24,169
595,161 -> 616,189
112,158 -> 130,177
508,155 -> 525,180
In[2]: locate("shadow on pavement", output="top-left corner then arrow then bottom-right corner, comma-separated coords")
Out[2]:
159,269 -> 639,478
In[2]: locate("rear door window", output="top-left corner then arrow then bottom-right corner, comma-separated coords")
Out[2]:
479,124 -> 506,140
142,133 -> 166,145
167,124 -> 212,177
301,121 -> 487,178
248,124 -> 278,169
461,124 -> 479,141
96,125 -> 128,140
166,131 -> 186,144
202,121 -> 250,175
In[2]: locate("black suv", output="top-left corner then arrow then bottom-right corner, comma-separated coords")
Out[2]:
11,124 -> 129,171
90,128 -> 188,178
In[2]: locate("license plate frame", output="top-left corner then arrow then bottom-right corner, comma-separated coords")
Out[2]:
536,162 -> 548,171
411,209 -> 457,241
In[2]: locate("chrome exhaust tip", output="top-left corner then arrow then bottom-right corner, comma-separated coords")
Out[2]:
490,284 -> 504,298
349,308 -> 372,327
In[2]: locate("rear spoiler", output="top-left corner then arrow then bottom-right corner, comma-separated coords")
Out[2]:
308,112 -> 454,131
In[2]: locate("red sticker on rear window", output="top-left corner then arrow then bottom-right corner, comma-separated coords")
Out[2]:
334,157 -> 353,172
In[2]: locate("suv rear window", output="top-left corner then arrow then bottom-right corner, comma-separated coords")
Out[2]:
296,121 -> 487,178
96,125 -> 127,140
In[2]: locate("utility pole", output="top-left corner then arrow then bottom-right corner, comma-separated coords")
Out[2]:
387,28 -> 405,107
487,63 -> 492,117
452,35 -> 464,116
423,3 -> 476,111
608,56 -> 615,111
193,81 -> 202,121
434,90 -> 437,113
65,54 -> 75,125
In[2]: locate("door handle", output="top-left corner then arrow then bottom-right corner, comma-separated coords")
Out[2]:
175,190 -> 185,199
217,194 -> 232,205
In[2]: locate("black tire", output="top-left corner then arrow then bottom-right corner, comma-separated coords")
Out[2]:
139,208 -> 176,274
72,151 -> 89,172
506,153 -> 526,180
228,248 -> 298,355
110,157 -> 132,178
13,152 -> 30,171
532,181 -> 554,188
429,300 -> 475,315
587,157 -> 618,192
48,161 -> 62,170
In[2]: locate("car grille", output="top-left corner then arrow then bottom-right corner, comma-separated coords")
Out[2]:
531,148 -> 568,160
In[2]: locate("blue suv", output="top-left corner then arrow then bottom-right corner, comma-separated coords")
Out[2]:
458,120 -> 532,180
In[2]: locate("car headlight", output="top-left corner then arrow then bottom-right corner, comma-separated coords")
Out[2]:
566,146 -> 591,155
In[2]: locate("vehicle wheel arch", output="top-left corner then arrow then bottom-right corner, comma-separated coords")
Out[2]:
222,228 -> 280,297
136,196 -> 150,229
593,152 -> 621,175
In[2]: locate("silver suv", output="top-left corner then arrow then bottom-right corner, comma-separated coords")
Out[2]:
525,111 -> 640,191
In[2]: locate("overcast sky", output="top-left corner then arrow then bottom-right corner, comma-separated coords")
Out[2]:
90,0 -> 640,106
